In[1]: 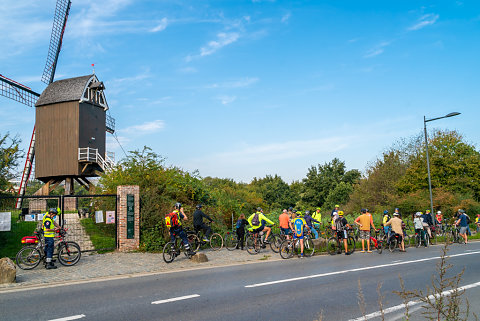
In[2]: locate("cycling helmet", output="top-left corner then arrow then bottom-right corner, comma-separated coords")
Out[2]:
316,207 -> 321,211
296,211 -> 303,216
196,204 -> 203,209
335,204 -> 340,208
437,211 -> 442,214
383,210 -> 389,215
256,207 -> 262,212
174,202 -> 182,209
288,207 -> 293,211
395,208 -> 399,211
415,212 -> 422,217
361,208 -> 367,213
459,209 -> 465,213
338,211 -> 344,216
425,209 -> 431,213
49,208 -> 58,214
305,210 -> 310,215
292,209 -> 297,213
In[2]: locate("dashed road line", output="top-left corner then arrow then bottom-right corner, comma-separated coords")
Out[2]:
244,250 -> 480,288
48,315 -> 86,321
152,294 -> 200,304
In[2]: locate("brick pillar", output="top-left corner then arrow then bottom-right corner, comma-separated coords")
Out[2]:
117,185 -> 140,252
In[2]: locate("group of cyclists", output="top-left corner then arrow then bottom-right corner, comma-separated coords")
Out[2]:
165,202 -> 478,260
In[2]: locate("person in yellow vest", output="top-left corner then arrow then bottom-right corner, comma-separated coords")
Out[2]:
312,207 -> 322,230
43,208 -> 61,269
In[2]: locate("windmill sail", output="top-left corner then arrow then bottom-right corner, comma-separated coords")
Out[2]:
0,74 -> 40,107
41,0 -> 72,85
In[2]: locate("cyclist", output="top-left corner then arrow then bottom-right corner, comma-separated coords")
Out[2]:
247,207 -> 275,246
287,207 -> 294,219
331,205 -> 340,216
421,210 -> 433,239
385,212 -> 406,252
193,204 -> 214,242
354,208 -> 376,253
43,208 -> 61,269
476,214 -> 480,233
335,211 -> 351,255
303,210 -> 320,239
279,209 -> 291,239
289,211 -> 309,258
382,210 -> 391,236
414,212 -> 426,247
235,214 -> 248,250
312,207 -> 322,230
455,210 -> 469,244
165,203 -> 195,256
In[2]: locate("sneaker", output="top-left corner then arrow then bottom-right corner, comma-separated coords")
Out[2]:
45,262 -> 57,269
367,251 -> 372,253
345,252 -> 351,256
300,255 -> 304,259
263,240 -> 271,244
202,238 -> 209,242
360,250 -> 365,253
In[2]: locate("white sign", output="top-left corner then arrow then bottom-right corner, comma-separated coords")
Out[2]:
37,213 -> 44,221
106,211 -> 115,224
95,210 -> 104,223
0,212 -> 11,231
25,214 -> 36,222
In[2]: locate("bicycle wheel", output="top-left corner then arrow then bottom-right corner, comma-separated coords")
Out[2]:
327,237 -> 338,255
163,242 -> 177,263
268,234 -> 282,253
224,232 -> 238,251
376,239 -> 383,254
188,233 -> 201,252
415,234 -> 421,248
246,235 -> 258,255
403,235 -> 410,249
58,241 -> 81,266
210,233 -> 223,251
388,237 -> 398,252
16,245 -> 42,270
279,240 -> 294,259
304,238 -> 315,257
347,236 -> 355,254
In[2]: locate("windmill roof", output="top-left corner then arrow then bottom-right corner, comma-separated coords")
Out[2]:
35,75 -> 94,107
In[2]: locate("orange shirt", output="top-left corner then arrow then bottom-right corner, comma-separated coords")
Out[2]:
279,213 -> 290,229
355,214 -> 374,231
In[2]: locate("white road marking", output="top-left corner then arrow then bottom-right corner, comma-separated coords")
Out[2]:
152,294 -> 200,304
348,280 -> 480,321
391,260 -> 402,263
244,250 -> 480,288
48,315 -> 86,321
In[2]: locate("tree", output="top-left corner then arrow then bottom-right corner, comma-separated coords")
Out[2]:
0,133 -> 22,194
301,158 -> 360,209
250,175 -> 297,210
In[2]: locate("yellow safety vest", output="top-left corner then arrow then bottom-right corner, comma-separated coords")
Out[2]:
43,216 -> 55,238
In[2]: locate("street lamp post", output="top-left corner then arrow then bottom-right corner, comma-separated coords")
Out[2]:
423,112 -> 461,222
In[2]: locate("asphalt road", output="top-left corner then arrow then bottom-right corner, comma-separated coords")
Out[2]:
1,242 -> 479,321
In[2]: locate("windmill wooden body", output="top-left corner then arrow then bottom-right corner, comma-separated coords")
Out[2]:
0,0 -> 115,210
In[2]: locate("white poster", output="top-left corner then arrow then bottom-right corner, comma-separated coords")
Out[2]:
106,211 -> 115,224
95,210 -> 104,223
0,212 -> 11,231
25,214 -> 36,222
37,213 -> 44,221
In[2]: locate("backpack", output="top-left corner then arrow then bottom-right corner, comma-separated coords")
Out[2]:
251,213 -> 260,226
236,219 -> 243,229
335,217 -> 346,231
466,215 -> 471,224
165,211 -> 180,229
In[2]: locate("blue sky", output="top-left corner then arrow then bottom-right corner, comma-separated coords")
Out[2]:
1,0 -> 479,183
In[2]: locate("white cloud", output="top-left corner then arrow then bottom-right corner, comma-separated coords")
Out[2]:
150,18 -> 168,32
216,95 -> 237,105
281,13 -> 291,23
408,14 -> 439,31
120,120 -> 165,134
364,41 -> 391,58
207,77 -> 259,89
187,32 -> 240,61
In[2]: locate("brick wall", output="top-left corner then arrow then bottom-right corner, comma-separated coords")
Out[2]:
117,185 -> 140,252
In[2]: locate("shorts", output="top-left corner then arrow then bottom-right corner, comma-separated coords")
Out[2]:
459,226 -> 467,235
280,227 -> 291,235
252,226 -> 265,234
294,233 -> 304,240
336,230 -> 347,240
359,230 -> 370,240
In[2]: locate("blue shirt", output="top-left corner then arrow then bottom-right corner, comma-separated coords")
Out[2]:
293,218 -> 306,237
458,214 -> 468,227
304,214 -> 320,228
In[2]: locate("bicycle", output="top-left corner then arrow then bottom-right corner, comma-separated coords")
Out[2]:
415,229 -> 428,248
279,233 -> 315,259
245,226 -> 280,255
368,230 -> 383,254
327,232 -> 355,255
162,232 -> 196,263
224,231 -> 246,251
16,228 -> 81,270
385,233 -> 405,252
185,222 -> 224,251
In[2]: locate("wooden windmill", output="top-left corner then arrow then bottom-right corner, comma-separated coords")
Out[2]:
0,0 -> 115,210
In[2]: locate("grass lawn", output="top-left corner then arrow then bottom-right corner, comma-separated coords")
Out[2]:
0,211 -> 38,258
80,218 -> 116,251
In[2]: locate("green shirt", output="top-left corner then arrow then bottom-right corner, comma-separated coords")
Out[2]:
247,212 -> 275,229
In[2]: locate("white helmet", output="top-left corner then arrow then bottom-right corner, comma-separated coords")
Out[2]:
437,211 -> 442,214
